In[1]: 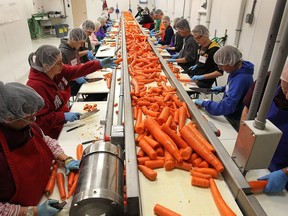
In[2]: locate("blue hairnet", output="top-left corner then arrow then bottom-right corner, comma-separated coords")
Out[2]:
0,81 -> 44,123
28,45 -> 62,73
213,45 -> 243,66
69,27 -> 87,41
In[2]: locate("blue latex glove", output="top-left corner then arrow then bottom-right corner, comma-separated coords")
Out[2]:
171,53 -> 179,59
189,65 -> 197,71
87,50 -> 94,60
194,99 -> 204,107
37,199 -> 61,216
257,170 -> 288,193
100,57 -> 118,68
65,159 -> 80,175
98,41 -> 103,46
191,75 -> 204,81
105,33 -> 110,37
150,31 -> 155,36
75,77 -> 87,84
211,86 -> 223,93
64,112 -> 80,122
167,59 -> 177,63
154,41 -> 158,45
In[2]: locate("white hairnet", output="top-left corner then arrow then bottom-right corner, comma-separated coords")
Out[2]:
175,19 -> 190,32
94,21 -> 101,30
69,28 -> 87,41
81,20 -> 95,32
97,16 -> 107,24
0,81 -> 44,123
280,64 -> 288,82
192,25 -> 209,37
28,45 -> 62,73
213,45 -> 243,66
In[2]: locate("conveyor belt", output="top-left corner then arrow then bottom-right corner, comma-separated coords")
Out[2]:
119,12 -> 266,216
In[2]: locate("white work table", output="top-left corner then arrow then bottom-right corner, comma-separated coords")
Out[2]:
95,44 -> 116,58
78,72 -> 110,94
39,101 -> 108,215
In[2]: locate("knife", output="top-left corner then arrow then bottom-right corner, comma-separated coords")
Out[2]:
85,77 -> 104,82
66,124 -> 85,132
78,109 -> 100,120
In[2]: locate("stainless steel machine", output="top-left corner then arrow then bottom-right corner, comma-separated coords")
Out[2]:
70,141 -> 124,216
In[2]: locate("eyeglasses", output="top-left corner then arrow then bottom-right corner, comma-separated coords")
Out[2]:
194,35 -> 203,40
7,115 -> 36,124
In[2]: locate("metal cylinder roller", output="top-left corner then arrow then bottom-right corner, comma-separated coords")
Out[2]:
69,141 -> 124,216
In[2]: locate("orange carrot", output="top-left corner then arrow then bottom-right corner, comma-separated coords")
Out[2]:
114,57 -> 123,64
76,144 -> 83,160
248,180 -> 268,193
157,106 -> 170,125
210,178 -> 236,216
198,160 -> 209,168
166,115 -> 173,127
133,106 -> 138,119
44,164 -> 58,196
153,204 -> 181,216
67,173 -> 79,199
178,106 -> 187,130
138,165 -> 157,181
192,157 -> 203,167
137,156 -> 151,165
144,159 -> 164,169
144,117 -> 182,162
179,146 -> 193,160
192,176 -> 210,188
190,170 -> 212,179
173,109 -> 179,124
193,167 -> 218,179
161,124 -> 188,149
180,125 -> 224,172
143,136 -> 160,149
56,172 -> 66,201
137,148 -> 145,157
187,123 -> 215,152
164,149 -> 175,171
155,146 -> 164,157
139,138 -> 157,159
68,171 -> 76,190
174,160 -> 192,171
135,108 -> 145,134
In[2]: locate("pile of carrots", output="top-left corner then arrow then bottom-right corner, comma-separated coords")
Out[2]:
122,11 -> 236,216
44,144 -> 83,200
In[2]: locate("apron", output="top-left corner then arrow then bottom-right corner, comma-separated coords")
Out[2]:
0,127 -> 54,205
267,87 -> 288,171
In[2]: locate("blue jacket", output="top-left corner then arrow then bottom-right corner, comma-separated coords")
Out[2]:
202,61 -> 254,120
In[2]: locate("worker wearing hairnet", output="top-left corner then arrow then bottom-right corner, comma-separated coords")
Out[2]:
79,20 -> 96,63
27,44 -> 118,139
0,81 -> 79,215
59,27 -> 88,99
242,65 -> 288,193
189,25 -> 223,88
166,18 -> 198,74
194,45 -> 254,131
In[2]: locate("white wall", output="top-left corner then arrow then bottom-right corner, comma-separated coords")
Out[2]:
152,0 -> 282,86
0,0 -> 33,83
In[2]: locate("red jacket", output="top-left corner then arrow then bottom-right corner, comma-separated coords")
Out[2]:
27,61 -> 101,139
